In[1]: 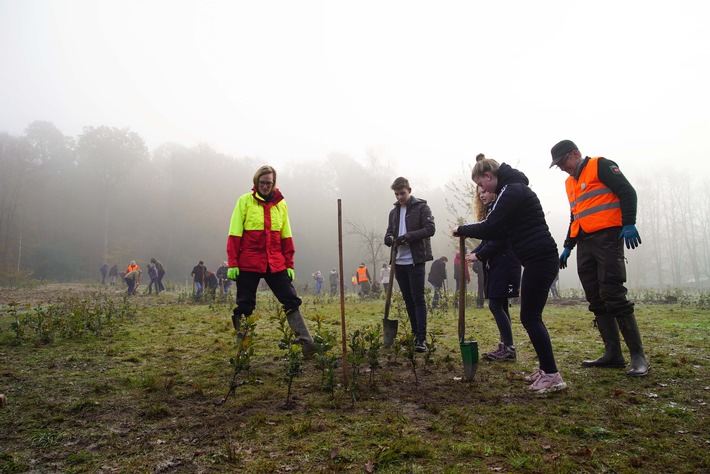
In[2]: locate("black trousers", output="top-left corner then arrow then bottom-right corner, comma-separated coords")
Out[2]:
235,269 -> 302,316
576,227 -> 634,317
395,263 -> 427,343
519,252 -> 559,374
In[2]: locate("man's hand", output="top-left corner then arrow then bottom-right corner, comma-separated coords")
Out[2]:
227,267 -> 239,280
287,268 -> 295,281
451,226 -> 461,237
396,233 -> 410,245
384,235 -> 393,247
620,225 -> 642,249
559,248 -> 572,269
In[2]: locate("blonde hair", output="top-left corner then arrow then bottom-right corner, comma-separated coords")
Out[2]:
474,185 -> 497,221
471,158 -> 500,181
253,165 -> 277,187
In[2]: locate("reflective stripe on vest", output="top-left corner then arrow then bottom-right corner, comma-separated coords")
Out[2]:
565,157 -> 622,237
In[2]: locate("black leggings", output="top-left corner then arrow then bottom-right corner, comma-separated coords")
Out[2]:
519,253 -> 559,374
489,297 -> 513,346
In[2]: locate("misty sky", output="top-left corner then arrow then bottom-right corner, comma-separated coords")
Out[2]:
2,0 -> 709,227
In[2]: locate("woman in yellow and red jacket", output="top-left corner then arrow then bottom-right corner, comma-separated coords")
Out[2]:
225,165 -> 316,357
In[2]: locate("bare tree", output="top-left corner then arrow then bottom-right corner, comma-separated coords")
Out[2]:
346,220 -> 386,285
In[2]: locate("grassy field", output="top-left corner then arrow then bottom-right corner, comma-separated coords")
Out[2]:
0,284 -> 708,473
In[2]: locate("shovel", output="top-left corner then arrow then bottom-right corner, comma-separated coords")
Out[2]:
382,243 -> 399,348
458,236 -> 479,381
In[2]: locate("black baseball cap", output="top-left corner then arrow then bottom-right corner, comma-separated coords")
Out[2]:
550,140 -> 578,168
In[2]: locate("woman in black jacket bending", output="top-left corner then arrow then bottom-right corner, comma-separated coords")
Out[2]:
453,158 -> 567,394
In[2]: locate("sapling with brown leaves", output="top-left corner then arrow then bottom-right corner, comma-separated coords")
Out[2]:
218,315 -> 258,406
364,324 -> 383,388
400,330 -> 419,384
347,329 -> 367,406
274,308 -> 303,407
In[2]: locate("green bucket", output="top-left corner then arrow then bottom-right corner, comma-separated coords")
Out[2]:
459,340 -> 479,381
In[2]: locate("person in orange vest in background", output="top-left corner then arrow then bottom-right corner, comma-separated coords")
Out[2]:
552,139 -> 648,377
356,263 -> 371,298
125,260 -> 139,275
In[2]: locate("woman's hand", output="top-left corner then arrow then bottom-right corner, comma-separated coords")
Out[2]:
465,252 -> 478,263
451,226 -> 461,237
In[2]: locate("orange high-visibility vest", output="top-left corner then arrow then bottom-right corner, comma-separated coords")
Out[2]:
565,157 -> 622,238
356,266 -> 369,283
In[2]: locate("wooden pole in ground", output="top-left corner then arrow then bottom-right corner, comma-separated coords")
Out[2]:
337,199 -> 348,386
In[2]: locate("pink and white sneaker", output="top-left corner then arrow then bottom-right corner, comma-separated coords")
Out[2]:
527,371 -> 567,394
523,368 -> 544,384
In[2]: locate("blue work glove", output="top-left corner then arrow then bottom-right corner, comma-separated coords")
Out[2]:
287,268 -> 295,281
227,267 -> 239,280
396,233 -> 410,245
559,248 -> 572,269
620,225 -> 642,249
384,235 -> 393,247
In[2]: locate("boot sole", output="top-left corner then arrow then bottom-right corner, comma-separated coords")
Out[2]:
533,382 -> 568,394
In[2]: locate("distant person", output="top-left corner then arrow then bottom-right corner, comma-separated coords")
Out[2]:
384,176 -> 435,352
351,274 -> 358,293
549,272 -> 560,299
453,158 -> 567,394
151,258 -> 166,292
312,270 -> 324,295
191,260 -> 207,301
470,182 -> 521,362
125,260 -> 139,275
452,251 -> 470,309
108,264 -> 118,286
99,263 -> 108,285
427,256 -> 448,308
226,165 -> 316,357
216,261 -> 231,299
379,263 -> 391,294
552,139 -> 648,376
124,268 -> 142,295
356,263 -> 371,298
147,262 -> 160,294
329,268 -> 338,296
206,270 -> 219,301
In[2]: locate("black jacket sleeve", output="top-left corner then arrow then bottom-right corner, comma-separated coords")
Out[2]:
596,157 -> 637,226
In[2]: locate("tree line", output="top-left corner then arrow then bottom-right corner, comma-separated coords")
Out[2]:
1,121 -> 709,289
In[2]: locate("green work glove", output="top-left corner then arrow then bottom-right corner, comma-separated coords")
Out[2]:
287,268 -> 295,281
227,267 -> 239,280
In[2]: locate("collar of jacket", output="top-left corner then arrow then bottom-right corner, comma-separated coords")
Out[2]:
392,195 -> 427,208
252,187 -> 283,205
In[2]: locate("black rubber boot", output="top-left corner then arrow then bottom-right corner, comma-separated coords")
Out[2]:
617,314 -> 650,376
581,316 -> 627,368
286,309 -> 317,359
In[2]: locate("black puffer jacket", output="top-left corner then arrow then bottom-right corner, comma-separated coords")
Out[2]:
385,196 -> 435,264
457,164 -> 557,265
471,204 -> 521,299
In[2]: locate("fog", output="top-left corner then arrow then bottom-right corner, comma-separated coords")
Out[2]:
1,1 -> 710,289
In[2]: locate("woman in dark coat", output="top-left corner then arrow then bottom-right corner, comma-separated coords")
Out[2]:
470,184 -> 521,361
453,158 -> 566,394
